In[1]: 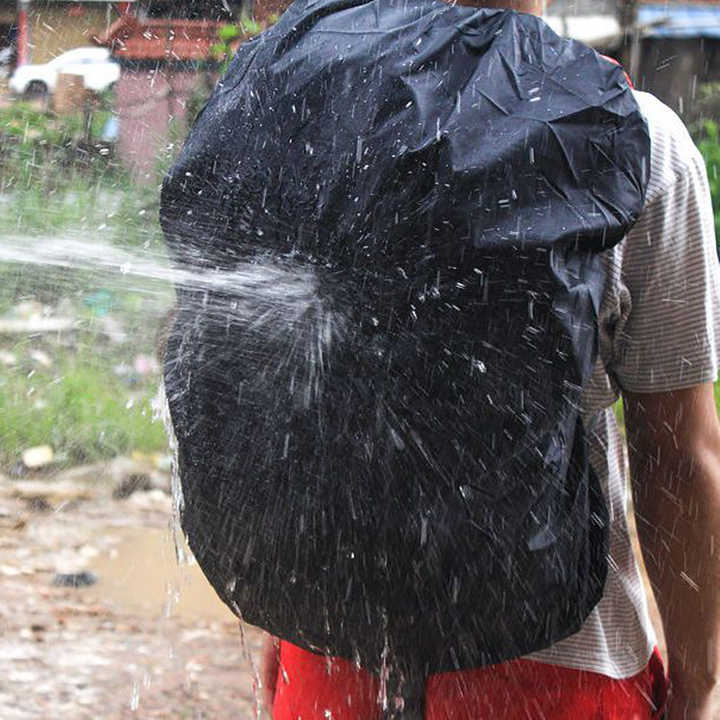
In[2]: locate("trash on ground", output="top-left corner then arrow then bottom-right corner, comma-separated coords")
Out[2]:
21,445 -> 55,470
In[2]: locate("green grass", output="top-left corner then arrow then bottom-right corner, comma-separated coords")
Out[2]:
1,97 -> 718,472
0,260 -> 174,470
0,101 -> 164,248
0,178 -> 162,247
0,348 -> 167,467
0,100 -> 110,145
0,99 -> 171,469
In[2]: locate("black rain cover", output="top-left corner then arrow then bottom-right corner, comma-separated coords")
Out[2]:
161,0 -> 650,693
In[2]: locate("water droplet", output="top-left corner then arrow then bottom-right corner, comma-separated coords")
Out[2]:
129,680 -> 139,711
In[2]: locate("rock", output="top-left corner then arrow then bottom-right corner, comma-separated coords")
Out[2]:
0,564 -> 22,576
21,445 -> 54,469
8,461 -> 27,478
0,317 -> 74,334
107,456 -> 168,497
0,506 -> 25,531
8,456 -> 170,502
51,462 -> 107,486
0,350 -> 17,366
25,497 -> 53,513
107,455 -> 152,481
78,544 -> 100,560
127,488 -> 172,511
10,479 -> 95,504
29,349 -> 52,367
112,474 -> 153,499
10,300 -> 43,318
100,315 -> 126,344
52,571 -> 98,588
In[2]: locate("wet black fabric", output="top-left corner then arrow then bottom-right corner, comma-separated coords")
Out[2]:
160,0 -> 650,699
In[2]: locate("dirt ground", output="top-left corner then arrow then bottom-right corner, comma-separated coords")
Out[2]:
0,465 -> 665,720
0,474 -> 269,720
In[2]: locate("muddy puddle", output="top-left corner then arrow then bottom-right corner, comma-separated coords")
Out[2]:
87,526 -> 236,623
0,489 -> 266,719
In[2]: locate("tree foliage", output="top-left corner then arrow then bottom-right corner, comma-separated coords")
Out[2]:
696,119 -> 720,256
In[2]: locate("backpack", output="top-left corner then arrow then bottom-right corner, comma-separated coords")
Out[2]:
160,0 -> 650,715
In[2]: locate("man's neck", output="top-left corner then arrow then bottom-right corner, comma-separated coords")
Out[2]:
450,0 -> 543,15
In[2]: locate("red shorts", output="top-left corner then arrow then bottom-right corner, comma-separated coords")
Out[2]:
272,641 -> 669,720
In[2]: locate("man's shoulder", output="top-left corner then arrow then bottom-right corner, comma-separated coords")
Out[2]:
632,90 -> 705,203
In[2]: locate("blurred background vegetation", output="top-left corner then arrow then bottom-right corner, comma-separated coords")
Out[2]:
0,48 -> 719,473
693,82 -> 720,254
0,15 -> 276,474
0,96 -> 172,471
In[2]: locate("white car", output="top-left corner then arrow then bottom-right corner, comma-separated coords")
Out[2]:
9,46 -> 120,96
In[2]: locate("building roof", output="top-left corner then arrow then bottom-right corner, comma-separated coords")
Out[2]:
639,3 -> 720,39
94,15 -> 223,60
547,2 -> 720,45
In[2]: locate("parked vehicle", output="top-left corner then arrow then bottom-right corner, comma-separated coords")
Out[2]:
9,47 -> 119,97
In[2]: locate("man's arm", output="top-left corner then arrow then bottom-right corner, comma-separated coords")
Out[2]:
624,383 -> 720,719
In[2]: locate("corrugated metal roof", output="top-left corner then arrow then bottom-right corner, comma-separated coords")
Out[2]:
639,4 -> 720,38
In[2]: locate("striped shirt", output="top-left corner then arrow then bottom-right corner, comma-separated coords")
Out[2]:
528,90 -> 720,678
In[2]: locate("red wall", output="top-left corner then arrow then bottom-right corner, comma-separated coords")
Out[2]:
114,66 -> 199,180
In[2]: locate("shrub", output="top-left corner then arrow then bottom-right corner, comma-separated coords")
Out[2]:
0,100 -> 115,191
695,119 -> 720,257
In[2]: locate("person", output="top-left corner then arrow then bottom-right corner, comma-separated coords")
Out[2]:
256,1 -> 720,718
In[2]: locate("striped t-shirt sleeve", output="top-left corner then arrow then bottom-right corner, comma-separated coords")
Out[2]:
609,94 -> 720,393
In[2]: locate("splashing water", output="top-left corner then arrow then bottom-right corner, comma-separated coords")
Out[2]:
0,234 -> 321,303
0,230 -> 324,717
152,384 -> 188,568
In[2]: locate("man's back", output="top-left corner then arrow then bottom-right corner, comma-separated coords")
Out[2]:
162,0 -> 651,700
531,89 -> 720,679
160,1 -> 720,717
264,82 -> 720,720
